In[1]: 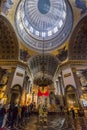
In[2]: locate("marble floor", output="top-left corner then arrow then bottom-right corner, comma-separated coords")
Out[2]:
20,114 -> 65,130
5,114 -> 87,130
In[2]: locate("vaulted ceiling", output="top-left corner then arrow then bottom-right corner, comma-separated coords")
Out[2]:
28,54 -> 59,77
0,14 -> 19,60
69,14 -> 87,60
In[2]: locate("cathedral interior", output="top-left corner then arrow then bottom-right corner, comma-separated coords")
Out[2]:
0,0 -> 87,130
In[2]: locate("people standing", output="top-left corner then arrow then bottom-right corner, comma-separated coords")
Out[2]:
30,102 -> 34,112
21,105 -> 26,121
28,104 -> 31,118
12,103 -> 18,127
7,103 -> 18,128
0,104 -> 6,128
70,108 -> 75,119
60,105 -> 63,116
17,105 -> 22,123
7,103 -> 14,127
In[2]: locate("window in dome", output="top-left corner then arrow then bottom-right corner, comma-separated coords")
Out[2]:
19,23 -> 23,30
25,20 -> 28,27
48,31 -> 52,36
30,27 -> 33,33
59,20 -> 63,28
36,31 -> 39,36
53,27 -> 58,33
42,32 -> 46,37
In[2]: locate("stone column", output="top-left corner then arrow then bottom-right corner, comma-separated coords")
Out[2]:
56,80 -> 61,95
21,74 -> 28,105
72,69 -> 82,106
6,67 -> 16,105
58,75 -> 64,106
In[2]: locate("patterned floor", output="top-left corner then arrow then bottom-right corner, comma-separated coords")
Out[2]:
4,114 -> 87,130
23,114 -> 87,130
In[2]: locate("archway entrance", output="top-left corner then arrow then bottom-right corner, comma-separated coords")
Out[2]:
10,85 -> 22,104
65,85 -> 79,110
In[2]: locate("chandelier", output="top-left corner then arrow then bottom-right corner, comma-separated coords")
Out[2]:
33,77 -> 53,87
33,33 -> 53,87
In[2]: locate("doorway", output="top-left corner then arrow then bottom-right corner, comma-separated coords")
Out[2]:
65,85 -> 79,109
10,85 -> 22,104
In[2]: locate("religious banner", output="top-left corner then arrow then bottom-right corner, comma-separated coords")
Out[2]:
38,86 -> 49,96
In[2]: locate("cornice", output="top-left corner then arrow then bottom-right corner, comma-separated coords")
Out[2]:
60,60 -> 87,67
54,59 -> 87,79
0,60 -> 32,77
0,60 -> 27,67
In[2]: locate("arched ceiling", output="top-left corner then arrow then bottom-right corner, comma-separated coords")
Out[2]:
69,14 -> 87,60
0,14 -> 19,60
28,54 -> 60,78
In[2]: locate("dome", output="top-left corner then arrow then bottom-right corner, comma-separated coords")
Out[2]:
15,0 -> 73,52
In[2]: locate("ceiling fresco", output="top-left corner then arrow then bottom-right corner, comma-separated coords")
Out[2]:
15,0 -> 73,52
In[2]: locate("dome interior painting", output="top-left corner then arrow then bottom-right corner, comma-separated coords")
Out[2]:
15,0 -> 73,52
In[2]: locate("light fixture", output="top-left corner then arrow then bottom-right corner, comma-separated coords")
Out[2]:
39,31 -> 46,87
42,33 -> 45,84
33,30 -> 53,87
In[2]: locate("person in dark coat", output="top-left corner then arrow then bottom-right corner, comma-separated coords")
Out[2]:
7,103 -> 14,128
0,105 -> 6,128
12,104 -> 18,126
70,108 -> 75,119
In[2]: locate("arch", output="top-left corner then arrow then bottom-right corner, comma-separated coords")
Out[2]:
65,84 -> 75,92
65,85 -> 79,109
12,84 -> 22,93
28,54 -> 60,86
0,14 -> 19,60
28,53 -> 60,77
69,14 -> 87,60
10,84 -> 22,104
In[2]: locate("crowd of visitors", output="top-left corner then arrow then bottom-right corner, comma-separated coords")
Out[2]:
0,104 -> 6,128
0,102 -> 36,129
0,102 -> 86,129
